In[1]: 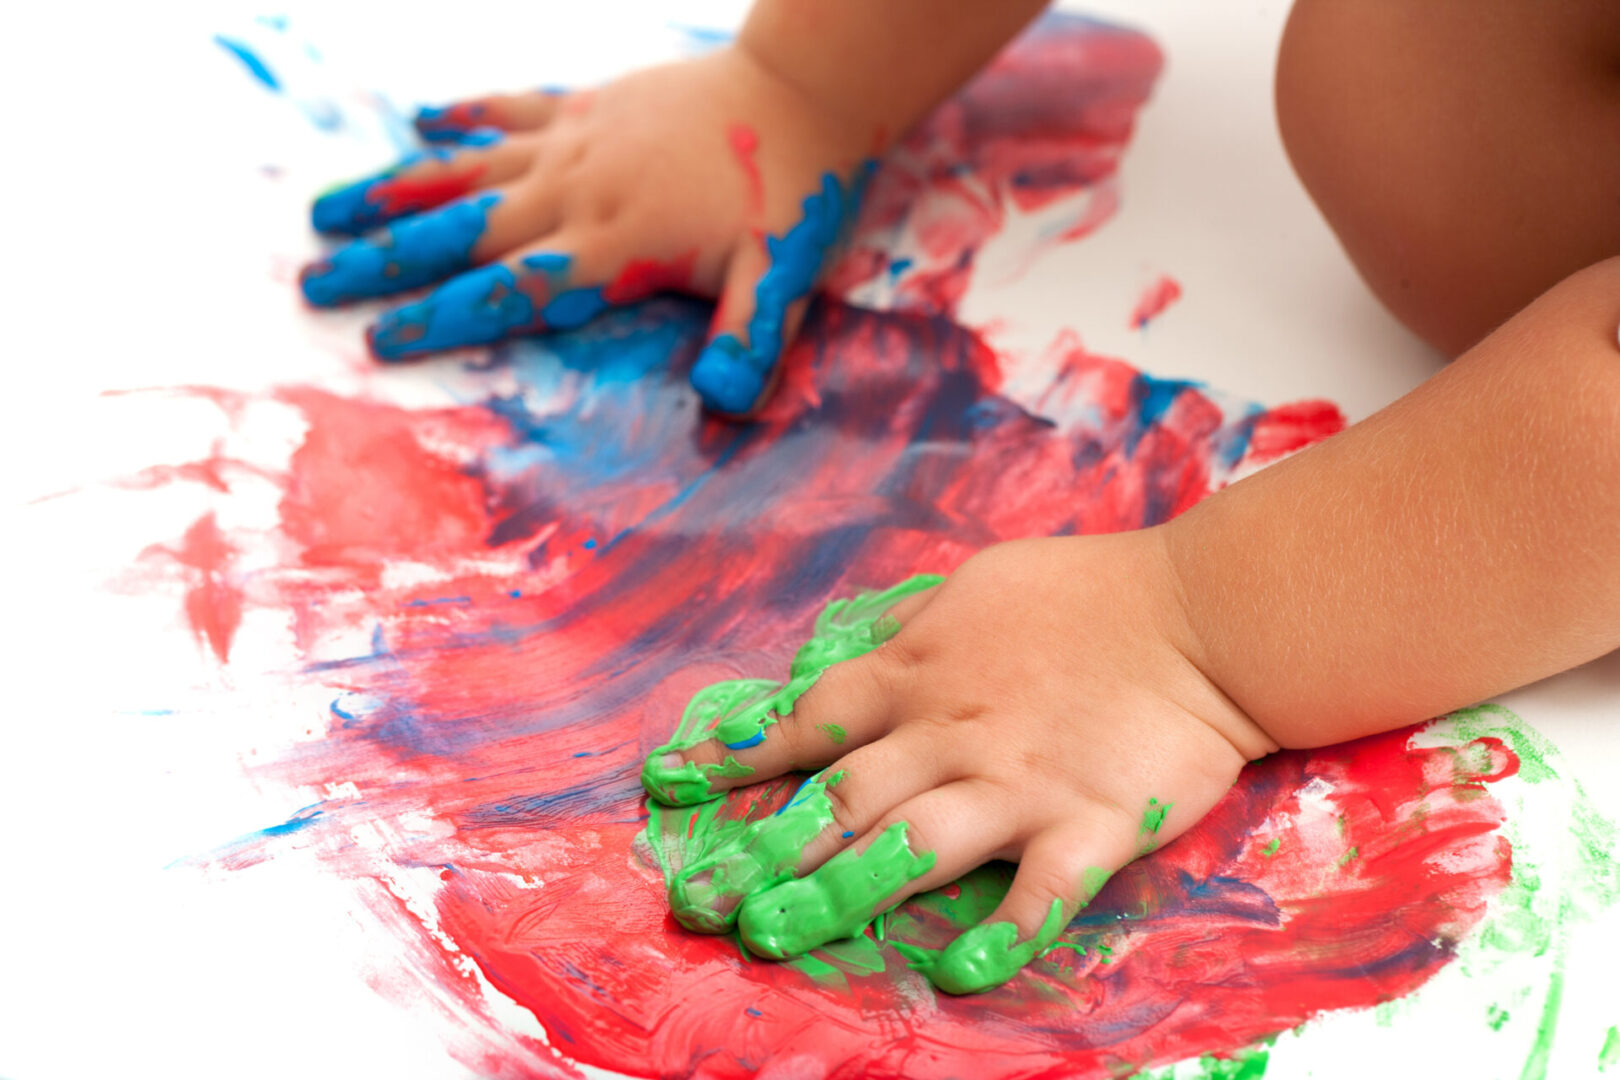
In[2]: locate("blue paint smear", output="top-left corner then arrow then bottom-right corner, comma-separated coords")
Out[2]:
258,803 -> 324,837
214,34 -> 281,92
689,162 -> 876,413
302,193 -> 500,307
723,730 -> 766,750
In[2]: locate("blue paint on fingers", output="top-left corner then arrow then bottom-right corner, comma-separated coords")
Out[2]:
689,162 -> 875,414
301,193 -> 500,307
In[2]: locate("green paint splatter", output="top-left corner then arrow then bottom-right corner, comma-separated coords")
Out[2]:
1142,797 -> 1171,834
1129,1042 -> 1272,1079
1337,845 -> 1359,868
1425,705 -> 1618,1080
1260,838 -> 1281,857
1599,1025 -> 1619,1072
816,722 -> 847,744
1138,797 -> 1172,854
1487,1004 -> 1511,1032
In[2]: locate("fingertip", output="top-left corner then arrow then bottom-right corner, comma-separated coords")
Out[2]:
310,180 -> 373,236
299,260 -> 340,308
690,335 -> 771,415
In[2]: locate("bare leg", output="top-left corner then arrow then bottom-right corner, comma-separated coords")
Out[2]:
1276,0 -> 1620,355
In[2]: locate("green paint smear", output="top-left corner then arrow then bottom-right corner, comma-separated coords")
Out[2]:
1260,837 -> 1281,857
816,723 -> 847,744
640,575 -> 942,804
1437,705 -> 1619,1080
1600,1025 -> 1619,1072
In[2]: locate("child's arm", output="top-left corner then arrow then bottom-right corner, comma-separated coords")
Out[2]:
1168,258 -> 1620,746
301,0 -> 1047,413
647,259 -> 1620,993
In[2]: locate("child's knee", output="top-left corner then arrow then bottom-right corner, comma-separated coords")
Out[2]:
1275,0 -> 1620,356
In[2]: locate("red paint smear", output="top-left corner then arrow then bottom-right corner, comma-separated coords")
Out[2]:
1245,399 -> 1349,465
828,17 -> 1163,316
181,293 -> 1426,1078
369,164 -> 487,219
274,387 -> 515,580
602,251 -> 698,306
726,123 -> 765,219
1131,274 -> 1183,329
143,512 -> 243,663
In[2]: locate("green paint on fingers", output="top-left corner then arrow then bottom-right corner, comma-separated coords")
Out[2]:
1600,1025 -> 1619,1072
893,898 -> 1067,995
668,770 -> 843,932
816,723 -> 847,744
739,821 -> 936,958
640,575 -> 943,806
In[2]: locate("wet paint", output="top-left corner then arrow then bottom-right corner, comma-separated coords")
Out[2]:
641,576 -> 940,802
300,193 -> 500,306
690,163 -> 875,413
128,12 -> 1576,1078
310,147 -> 493,236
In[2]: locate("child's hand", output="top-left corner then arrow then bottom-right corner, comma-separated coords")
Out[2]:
644,532 -> 1278,993
300,47 -> 877,414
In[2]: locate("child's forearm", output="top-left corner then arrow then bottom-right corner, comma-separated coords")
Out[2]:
738,0 -> 1050,146
1164,261 -> 1620,748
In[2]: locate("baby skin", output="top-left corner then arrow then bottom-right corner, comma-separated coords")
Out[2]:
302,1 -> 1620,990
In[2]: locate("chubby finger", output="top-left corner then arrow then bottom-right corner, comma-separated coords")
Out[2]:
736,779 -> 1016,959
689,163 -> 875,415
897,822 -> 1127,995
415,90 -> 566,142
362,237 -> 693,361
301,184 -> 558,307
310,139 -> 532,236
668,728 -> 953,932
640,575 -> 941,806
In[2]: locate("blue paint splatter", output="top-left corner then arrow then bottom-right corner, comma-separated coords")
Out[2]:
841,830 -> 855,839
302,193 -> 500,307
214,34 -> 281,92
689,162 -> 875,413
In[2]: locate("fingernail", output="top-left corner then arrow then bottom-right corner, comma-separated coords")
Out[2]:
690,334 -> 768,414
299,193 -> 499,308
366,264 -> 534,361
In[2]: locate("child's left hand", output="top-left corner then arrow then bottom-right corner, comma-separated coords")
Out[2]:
644,531 -> 1278,993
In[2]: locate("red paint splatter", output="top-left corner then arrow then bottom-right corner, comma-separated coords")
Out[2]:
143,512 -> 243,663
726,123 -> 765,218
1131,274 -> 1183,329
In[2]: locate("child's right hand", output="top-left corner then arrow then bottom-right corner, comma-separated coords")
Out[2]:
300,46 -> 879,414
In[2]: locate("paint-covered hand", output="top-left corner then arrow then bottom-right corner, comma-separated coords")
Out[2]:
642,533 -> 1278,994
299,47 -> 877,415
